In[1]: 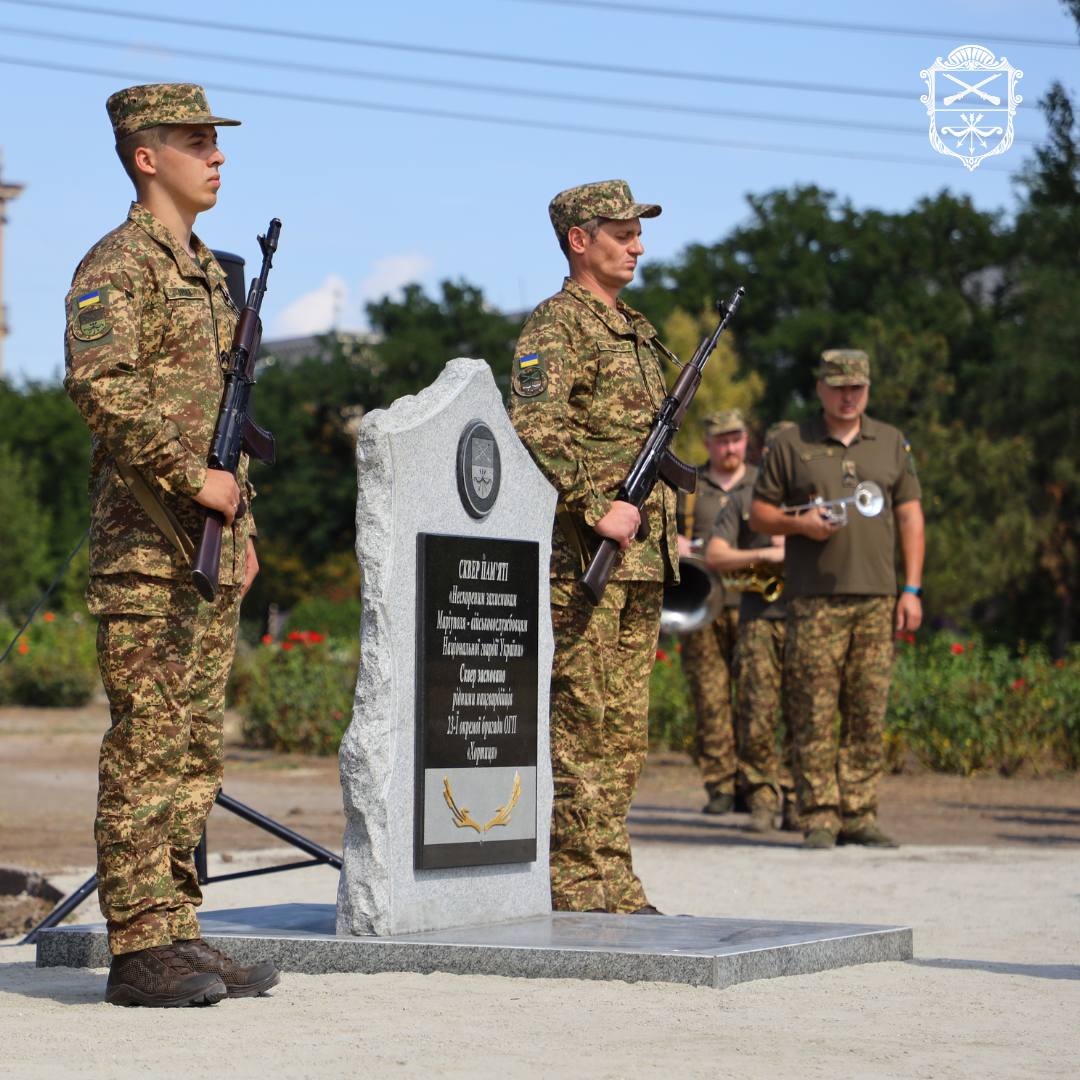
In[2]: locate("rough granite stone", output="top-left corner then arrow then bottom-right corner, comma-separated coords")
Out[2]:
337,358 -> 557,936
36,906 -> 914,988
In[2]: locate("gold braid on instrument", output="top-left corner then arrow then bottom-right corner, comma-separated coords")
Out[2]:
720,563 -> 784,603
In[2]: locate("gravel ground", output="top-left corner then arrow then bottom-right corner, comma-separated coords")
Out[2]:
1,840 -> 1077,1079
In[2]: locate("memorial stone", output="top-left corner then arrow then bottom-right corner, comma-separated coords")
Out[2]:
337,358 -> 557,936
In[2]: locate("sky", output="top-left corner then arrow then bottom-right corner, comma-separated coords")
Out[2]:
0,0 -> 1077,384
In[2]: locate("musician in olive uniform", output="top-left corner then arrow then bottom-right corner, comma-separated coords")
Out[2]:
509,180 -> 678,913
64,83 -> 278,1005
750,351 -> 924,849
675,410 -> 751,813
706,422 -> 792,833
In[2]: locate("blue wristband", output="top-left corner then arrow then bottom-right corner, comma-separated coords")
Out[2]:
902,585 -> 922,597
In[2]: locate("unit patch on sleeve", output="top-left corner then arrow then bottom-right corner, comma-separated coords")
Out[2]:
511,353 -> 548,398
70,287 -> 113,342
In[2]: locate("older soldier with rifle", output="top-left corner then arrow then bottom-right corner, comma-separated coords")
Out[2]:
509,179 -> 742,913
64,83 -> 278,1005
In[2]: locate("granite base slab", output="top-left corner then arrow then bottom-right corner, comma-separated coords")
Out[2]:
35,904 -> 912,989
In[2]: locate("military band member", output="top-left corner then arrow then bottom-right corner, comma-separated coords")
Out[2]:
64,83 -> 279,1005
675,410 -> 751,814
706,422 -> 793,833
509,180 -> 677,913
750,351 -> 924,849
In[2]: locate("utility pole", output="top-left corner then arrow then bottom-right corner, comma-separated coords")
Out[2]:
0,152 -> 26,381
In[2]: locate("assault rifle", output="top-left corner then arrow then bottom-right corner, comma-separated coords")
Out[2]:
579,286 -> 746,606
192,218 -> 281,602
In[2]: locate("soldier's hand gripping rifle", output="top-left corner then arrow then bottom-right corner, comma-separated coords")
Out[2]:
192,218 -> 281,602
579,286 -> 746,606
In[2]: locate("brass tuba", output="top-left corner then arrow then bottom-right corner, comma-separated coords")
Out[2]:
661,542 -> 726,636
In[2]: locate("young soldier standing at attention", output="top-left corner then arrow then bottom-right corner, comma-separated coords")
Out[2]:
509,180 -> 677,914
64,83 -> 279,1006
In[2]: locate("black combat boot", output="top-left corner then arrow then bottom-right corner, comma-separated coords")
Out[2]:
105,944 -> 227,1007
172,938 -> 281,998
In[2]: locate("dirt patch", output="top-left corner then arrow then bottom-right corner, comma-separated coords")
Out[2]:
2,705 -> 1079,875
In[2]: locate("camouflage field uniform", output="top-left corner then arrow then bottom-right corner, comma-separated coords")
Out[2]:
509,180 -> 676,913
711,487 -> 790,816
753,352 -> 921,836
676,463 -> 754,801
64,84 -> 252,955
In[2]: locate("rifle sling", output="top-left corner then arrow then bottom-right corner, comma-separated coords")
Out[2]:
113,459 -> 196,564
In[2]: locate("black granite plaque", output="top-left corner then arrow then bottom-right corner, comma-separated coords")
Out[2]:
415,533 -> 540,869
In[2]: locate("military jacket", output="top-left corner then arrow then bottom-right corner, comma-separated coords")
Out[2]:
64,203 -> 253,591
711,465 -> 786,622
677,463 -> 757,609
509,277 -> 677,584
753,413 -> 921,598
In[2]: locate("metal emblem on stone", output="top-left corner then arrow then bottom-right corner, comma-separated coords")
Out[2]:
457,420 -> 500,518
920,45 -> 1023,172
338,357 -> 556,937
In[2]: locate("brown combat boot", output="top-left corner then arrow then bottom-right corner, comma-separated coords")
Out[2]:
105,944 -> 227,1007
702,786 -> 734,815
748,805 -> 776,833
172,937 -> 281,998
838,823 -> 899,848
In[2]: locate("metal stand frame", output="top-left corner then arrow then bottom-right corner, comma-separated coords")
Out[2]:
21,791 -> 342,945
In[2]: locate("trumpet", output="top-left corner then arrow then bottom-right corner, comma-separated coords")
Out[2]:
784,480 -> 884,526
721,563 -> 784,603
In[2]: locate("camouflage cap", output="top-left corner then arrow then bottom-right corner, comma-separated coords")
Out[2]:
107,83 -> 241,141
548,179 -> 661,241
765,419 -> 796,445
817,349 -> 871,386
703,408 -> 747,436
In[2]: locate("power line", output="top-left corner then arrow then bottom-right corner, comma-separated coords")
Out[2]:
0,52 -> 1012,172
514,0 -> 1079,50
0,0 -> 929,103
0,23 -> 1036,145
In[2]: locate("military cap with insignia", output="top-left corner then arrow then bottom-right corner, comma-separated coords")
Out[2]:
548,179 -> 661,241
817,349 -> 871,386
107,83 -> 241,141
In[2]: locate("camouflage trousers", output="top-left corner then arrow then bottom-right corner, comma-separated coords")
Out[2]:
783,596 -> 895,834
93,577 -> 241,955
680,607 -> 739,794
548,578 -> 663,913
735,618 -> 793,813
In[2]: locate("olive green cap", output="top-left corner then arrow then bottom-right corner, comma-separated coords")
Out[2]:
817,349 -> 871,386
703,408 -> 747,436
548,179 -> 661,241
107,83 -> 240,141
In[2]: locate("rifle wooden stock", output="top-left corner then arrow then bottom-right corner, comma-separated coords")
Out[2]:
192,509 -> 225,602
579,537 -> 621,606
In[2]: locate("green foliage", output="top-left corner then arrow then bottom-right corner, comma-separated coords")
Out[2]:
887,636 -> 1080,775
245,280 -> 518,614
0,449 -> 54,618
647,640 -> 695,752
239,635 -> 358,755
0,611 -> 98,707
281,596 -> 362,643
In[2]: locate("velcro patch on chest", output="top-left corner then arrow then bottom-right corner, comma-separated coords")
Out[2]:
70,286 -> 112,342
164,285 -> 206,301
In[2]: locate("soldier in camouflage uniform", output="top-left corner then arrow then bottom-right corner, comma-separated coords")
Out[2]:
706,422 -> 793,833
675,410 -> 750,814
750,351 -> 924,849
64,84 -> 278,1005
509,180 -> 677,913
